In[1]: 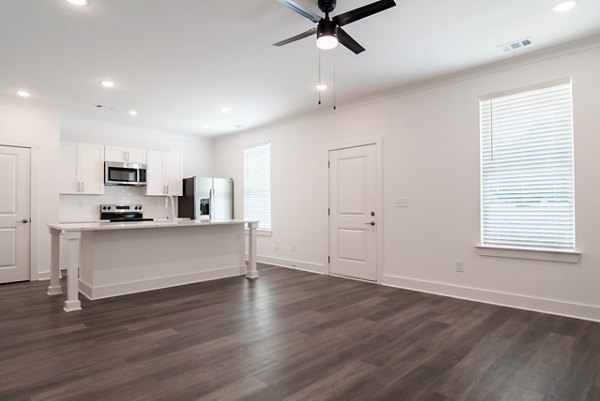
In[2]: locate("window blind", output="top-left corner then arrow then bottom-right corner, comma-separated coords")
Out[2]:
244,143 -> 272,231
480,81 -> 575,250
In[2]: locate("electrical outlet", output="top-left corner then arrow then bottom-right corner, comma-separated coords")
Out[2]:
456,261 -> 464,273
291,243 -> 296,252
274,241 -> 281,250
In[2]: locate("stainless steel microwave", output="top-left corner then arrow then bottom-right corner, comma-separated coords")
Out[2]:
104,162 -> 147,186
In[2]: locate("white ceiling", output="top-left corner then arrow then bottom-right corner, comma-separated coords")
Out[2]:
1,0 -> 599,136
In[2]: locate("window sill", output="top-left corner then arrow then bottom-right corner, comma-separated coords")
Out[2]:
476,245 -> 581,264
245,229 -> 272,237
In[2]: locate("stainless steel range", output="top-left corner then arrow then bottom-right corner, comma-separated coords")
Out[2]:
99,204 -> 154,222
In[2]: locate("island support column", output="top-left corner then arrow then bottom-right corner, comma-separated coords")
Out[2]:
63,231 -> 82,312
47,230 -> 62,296
48,229 -> 82,312
246,221 -> 259,279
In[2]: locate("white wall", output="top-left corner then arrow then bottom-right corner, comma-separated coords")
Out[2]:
60,116 -> 214,222
215,43 -> 600,321
0,104 -> 60,279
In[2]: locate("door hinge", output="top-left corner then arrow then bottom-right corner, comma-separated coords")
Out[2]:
328,161 -> 330,168
328,208 -> 330,216
328,256 -> 330,264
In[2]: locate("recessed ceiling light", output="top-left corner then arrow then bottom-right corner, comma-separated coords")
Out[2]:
221,107 -> 232,113
16,90 -> 31,98
100,80 -> 116,88
316,84 -> 328,91
66,0 -> 89,6
553,0 -> 578,12
202,123 -> 211,129
129,110 -> 138,116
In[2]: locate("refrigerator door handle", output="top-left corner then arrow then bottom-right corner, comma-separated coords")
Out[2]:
209,188 -> 214,220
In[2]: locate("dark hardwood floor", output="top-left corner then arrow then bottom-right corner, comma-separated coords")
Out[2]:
1,264 -> 599,401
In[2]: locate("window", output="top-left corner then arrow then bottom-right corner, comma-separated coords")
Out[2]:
244,143 -> 271,231
480,81 -> 575,251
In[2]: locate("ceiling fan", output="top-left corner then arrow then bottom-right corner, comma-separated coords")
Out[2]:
274,0 -> 396,54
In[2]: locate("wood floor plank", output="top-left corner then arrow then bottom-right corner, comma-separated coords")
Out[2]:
0,264 -> 598,401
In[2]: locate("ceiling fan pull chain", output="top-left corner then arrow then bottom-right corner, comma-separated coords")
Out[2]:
318,49 -> 322,105
333,51 -> 337,110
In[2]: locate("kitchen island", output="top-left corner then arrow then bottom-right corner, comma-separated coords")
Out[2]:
47,220 -> 258,312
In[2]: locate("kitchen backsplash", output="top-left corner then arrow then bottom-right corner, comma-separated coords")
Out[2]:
60,186 -> 177,222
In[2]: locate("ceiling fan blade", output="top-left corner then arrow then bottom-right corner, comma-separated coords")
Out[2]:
337,28 -> 365,54
332,0 -> 396,27
277,0 -> 321,23
273,27 -> 318,47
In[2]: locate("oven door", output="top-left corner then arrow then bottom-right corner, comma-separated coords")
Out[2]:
105,162 -> 146,186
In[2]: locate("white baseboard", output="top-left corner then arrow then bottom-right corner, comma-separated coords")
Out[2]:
382,274 -> 600,323
255,255 -> 327,275
37,271 -> 50,281
37,269 -> 66,281
79,265 -> 246,300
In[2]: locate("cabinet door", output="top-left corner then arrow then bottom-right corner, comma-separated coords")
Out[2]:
126,148 -> 147,164
78,144 -> 105,194
146,150 -> 165,196
104,146 -> 126,163
104,146 -> 146,164
164,152 -> 183,196
60,143 -> 80,194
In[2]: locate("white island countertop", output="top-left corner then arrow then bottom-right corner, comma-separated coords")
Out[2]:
49,219 -> 258,232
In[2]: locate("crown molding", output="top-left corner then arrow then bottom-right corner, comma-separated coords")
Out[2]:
222,34 -> 600,139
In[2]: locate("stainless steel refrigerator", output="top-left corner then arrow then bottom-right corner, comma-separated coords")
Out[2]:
178,177 -> 234,220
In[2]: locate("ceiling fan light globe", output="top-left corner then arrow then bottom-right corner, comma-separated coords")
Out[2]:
552,0 -> 578,12
66,0 -> 89,6
317,35 -> 338,50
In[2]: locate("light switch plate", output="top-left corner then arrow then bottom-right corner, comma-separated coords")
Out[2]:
396,198 -> 409,207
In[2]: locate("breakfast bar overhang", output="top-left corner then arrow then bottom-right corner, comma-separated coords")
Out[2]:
47,220 -> 259,312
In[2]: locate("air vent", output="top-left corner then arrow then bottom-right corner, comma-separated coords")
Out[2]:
94,104 -> 115,110
498,37 -> 533,53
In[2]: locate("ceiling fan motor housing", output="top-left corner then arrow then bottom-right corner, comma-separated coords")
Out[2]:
317,18 -> 338,39
318,0 -> 337,13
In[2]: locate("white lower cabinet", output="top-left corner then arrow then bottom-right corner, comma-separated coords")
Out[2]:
146,151 -> 183,196
60,142 -> 105,195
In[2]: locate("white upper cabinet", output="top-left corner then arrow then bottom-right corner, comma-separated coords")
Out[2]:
146,151 -> 183,196
60,142 -> 105,195
104,146 -> 146,164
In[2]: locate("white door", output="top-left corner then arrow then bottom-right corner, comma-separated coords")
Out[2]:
329,144 -> 377,281
104,146 -> 146,164
146,150 -> 166,196
104,146 -> 126,163
0,145 -> 31,283
164,152 -> 183,196
60,142 -> 79,194
78,144 -> 104,194
126,148 -> 147,164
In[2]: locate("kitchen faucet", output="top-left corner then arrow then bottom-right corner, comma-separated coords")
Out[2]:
165,195 -> 176,221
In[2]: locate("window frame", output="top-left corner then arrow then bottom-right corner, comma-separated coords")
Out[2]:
478,79 -> 580,262
243,142 -> 272,233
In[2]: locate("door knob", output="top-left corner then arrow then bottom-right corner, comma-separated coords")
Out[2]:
20,219 -> 29,224
365,221 -> 375,226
